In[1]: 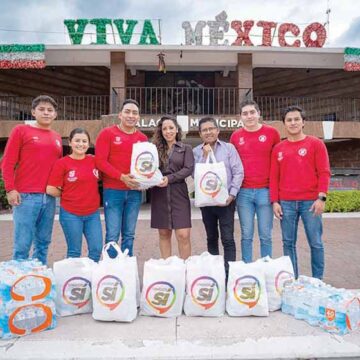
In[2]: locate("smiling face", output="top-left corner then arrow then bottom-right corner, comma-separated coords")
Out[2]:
69,133 -> 89,157
199,121 -> 220,145
31,101 -> 57,129
283,110 -> 305,137
118,102 -> 140,131
161,119 -> 178,145
240,104 -> 261,131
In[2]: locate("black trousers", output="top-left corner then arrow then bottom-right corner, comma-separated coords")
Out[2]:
200,202 -> 236,278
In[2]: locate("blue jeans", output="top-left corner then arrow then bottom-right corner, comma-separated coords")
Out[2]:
12,193 -> 56,265
280,200 -> 324,279
236,188 -> 273,263
103,189 -> 142,256
59,207 -> 103,262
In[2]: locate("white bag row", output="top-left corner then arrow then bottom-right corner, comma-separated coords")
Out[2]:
53,247 -> 294,322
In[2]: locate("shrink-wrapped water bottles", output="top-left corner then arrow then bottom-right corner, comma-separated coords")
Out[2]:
0,259 -> 57,339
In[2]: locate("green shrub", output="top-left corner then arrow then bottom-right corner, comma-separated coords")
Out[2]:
325,190 -> 360,213
0,176 -> 9,210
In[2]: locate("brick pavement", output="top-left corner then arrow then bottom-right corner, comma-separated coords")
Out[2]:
0,211 -> 359,289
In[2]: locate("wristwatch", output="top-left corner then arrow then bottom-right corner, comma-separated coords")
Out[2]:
318,195 -> 327,202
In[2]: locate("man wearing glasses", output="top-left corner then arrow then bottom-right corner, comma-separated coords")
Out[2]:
193,117 -> 244,279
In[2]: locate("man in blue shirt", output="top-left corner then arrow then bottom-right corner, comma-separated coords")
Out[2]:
193,117 -> 244,278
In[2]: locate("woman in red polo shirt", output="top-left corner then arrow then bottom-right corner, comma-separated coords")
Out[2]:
47,128 -> 103,262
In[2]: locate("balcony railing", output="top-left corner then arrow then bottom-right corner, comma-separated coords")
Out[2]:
0,95 -> 109,121
1,91 -> 360,121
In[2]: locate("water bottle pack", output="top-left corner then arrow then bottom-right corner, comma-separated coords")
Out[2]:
281,275 -> 360,335
0,259 -> 57,339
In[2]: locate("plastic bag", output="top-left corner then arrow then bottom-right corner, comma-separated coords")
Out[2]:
130,142 -> 163,190
194,151 -> 228,207
140,256 -> 185,317
184,252 -> 225,317
53,257 -> 95,317
92,242 -> 138,322
226,261 -> 269,317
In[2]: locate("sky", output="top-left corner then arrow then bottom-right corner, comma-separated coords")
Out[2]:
0,0 -> 359,47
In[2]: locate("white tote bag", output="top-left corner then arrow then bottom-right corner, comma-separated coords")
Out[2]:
256,256 -> 295,311
92,242 -> 138,322
130,142 -> 163,190
226,261 -> 269,317
53,257 -> 95,317
140,256 -> 186,317
184,252 -> 226,317
194,150 -> 229,207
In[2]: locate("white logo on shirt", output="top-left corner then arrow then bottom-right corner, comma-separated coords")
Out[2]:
67,170 -> 78,182
277,152 -> 283,161
239,137 -> 245,146
93,169 -> 99,178
32,136 -> 39,142
113,136 -> 122,145
55,139 -> 61,147
298,148 -> 307,157
259,135 -> 267,142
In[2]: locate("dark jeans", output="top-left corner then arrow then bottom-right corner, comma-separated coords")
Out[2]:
200,202 -> 236,278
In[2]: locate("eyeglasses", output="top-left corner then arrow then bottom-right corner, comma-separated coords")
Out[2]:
200,127 -> 218,133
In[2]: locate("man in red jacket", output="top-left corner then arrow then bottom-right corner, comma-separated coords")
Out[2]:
1,95 -> 62,264
95,99 -> 147,256
270,105 -> 331,279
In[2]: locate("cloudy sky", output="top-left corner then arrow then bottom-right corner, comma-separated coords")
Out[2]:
0,0 -> 358,47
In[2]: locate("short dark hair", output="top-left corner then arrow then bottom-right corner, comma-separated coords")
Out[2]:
32,95 -> 58,110
120,99 -> 140,111
69,127 -> 90,143
198,116 -> 218,132
282,105 -> 306,122
239,99 -> 260,113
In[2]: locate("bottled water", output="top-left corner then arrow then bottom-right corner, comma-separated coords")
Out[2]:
0,259 -> 56,339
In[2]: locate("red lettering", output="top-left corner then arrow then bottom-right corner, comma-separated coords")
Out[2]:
231,20 -> 254,46
303,22 -> 326,47
257,21 -> 277,46
278,23 -> 301,47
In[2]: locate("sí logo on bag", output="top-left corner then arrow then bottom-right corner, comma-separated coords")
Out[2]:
146,281 -> 176,314
191,276 -> 219,310
275,271 -> 294,295
62,277 -> 91,309
8,303 -> 53,336
11,275 -> 51,302
135,151 -> 156,178
233,275 -> 261,308
200,171 -> 223,198
96,275 -> 125,311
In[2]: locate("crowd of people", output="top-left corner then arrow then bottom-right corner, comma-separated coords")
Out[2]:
1,95 -> 331,280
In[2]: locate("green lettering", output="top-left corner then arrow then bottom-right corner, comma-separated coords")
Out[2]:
139,20 -> 159,45
113,19 -> 138,45
64,19 -> 89,45
90,18 -> 112,44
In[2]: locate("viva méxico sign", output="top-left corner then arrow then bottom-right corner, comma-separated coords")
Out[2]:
64,11 -> 326,47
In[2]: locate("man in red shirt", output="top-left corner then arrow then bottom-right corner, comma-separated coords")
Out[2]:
230,100 -> 280,262
95,99 -> 147,256
1,95 -> 62,264
270,105 -> 331,279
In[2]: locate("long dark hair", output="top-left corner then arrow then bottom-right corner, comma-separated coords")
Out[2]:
152,115 -> 182,168
69,128 -> 90,154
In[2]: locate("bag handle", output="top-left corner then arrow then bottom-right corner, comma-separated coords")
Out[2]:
102,241 -> 125,261
205,149 -> 217,164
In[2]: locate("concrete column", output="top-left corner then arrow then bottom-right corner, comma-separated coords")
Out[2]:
110,52 -> 126,114
237,53 -> 253,109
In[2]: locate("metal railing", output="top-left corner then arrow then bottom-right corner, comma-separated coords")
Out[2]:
0,95 -> 109,121
1,92 -> 360,121
112,87 -> 252,115
255,96 -> 360,121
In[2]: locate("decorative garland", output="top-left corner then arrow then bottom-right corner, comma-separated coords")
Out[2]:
0,44 -> 45,69
344,47 -> 360,72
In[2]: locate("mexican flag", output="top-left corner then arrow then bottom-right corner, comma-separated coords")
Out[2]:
344,47 -> 360,71
0,44 -> 45,69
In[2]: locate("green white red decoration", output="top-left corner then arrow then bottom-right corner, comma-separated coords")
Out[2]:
0,44 -> 45,69
344,48 -> 360,71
